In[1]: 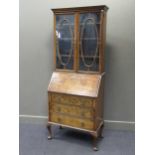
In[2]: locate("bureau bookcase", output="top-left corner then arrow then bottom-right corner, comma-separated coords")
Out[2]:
47,5 -> 108,151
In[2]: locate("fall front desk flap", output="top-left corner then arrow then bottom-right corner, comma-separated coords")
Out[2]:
48,72 -> 102,98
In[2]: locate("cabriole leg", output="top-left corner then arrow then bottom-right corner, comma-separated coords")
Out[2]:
92,134 -> 99,151
99,124 -> 104,138
47,124 -> 52,140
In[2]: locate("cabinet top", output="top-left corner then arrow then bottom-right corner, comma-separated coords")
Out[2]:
48,72 -> 104,97
52,5 -> 109,13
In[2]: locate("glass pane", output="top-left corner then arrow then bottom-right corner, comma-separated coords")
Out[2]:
56,15 -> 74,70
79,13 -> 100,72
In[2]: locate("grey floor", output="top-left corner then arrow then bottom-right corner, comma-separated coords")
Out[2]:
19,123 -> 135,155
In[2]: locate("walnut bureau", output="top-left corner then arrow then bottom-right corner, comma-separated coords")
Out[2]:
47,5 -> 109,151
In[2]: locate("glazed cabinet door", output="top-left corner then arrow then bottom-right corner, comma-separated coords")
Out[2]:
54,12 -> 103,73
55,14 -> 75,70
78,12 -> 100,72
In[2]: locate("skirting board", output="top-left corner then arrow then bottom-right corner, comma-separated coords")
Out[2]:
19,115 -> 135,131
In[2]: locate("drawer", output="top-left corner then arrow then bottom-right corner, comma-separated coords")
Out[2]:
51,112 -> 94,130
51,104 -> 93,119
51,94 -> 93,108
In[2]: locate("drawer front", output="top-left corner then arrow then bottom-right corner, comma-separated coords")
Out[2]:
51,104 -> 93,119
51,112 -> 94,130
51,94 -> 93,108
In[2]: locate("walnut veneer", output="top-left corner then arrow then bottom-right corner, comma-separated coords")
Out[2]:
47,5 -> 108,151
